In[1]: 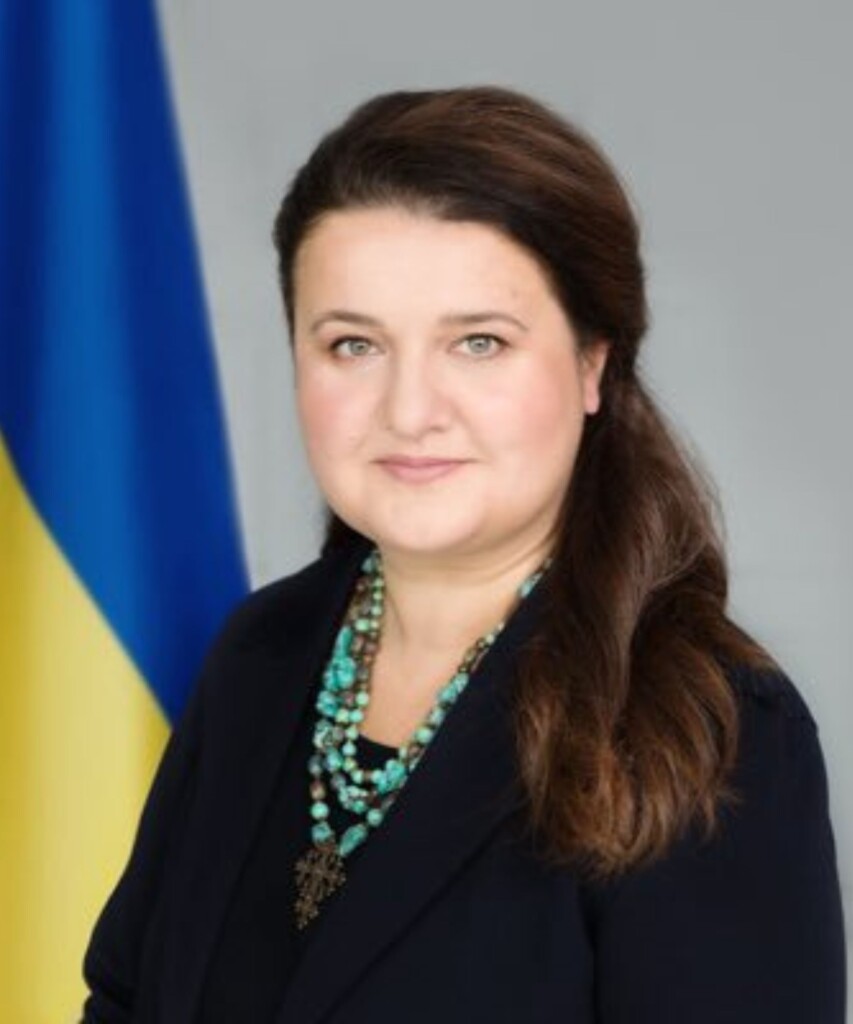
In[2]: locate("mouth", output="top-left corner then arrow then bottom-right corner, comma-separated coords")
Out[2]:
375,458 -> 469,484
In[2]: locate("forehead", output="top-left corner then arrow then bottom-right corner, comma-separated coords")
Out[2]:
293,207 -> 554,318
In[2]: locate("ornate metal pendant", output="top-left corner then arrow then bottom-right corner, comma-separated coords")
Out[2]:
294,840 -> 346,929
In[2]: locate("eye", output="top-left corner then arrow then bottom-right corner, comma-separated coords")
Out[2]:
456,333 -> 507,358
328,336 -> 377,358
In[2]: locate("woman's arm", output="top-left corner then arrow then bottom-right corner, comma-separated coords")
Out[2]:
584,671 -> 847,1023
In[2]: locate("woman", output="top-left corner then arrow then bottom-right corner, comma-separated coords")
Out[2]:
80,85 -> 846,1022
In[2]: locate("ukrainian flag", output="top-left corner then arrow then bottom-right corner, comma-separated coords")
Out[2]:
0,3 -> 249,1020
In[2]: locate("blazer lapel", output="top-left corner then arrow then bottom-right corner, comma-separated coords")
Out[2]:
172,537 -> 372,1023
275,548 -> 549,1024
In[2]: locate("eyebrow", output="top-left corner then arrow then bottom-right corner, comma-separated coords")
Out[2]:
308,309 -> 529,334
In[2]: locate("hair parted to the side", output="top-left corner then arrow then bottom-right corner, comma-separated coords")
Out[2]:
271,85 -> 780,880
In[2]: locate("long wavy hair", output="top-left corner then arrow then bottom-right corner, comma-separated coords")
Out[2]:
271,85 -> 779,880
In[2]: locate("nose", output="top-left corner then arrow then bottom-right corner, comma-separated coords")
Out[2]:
381,350 -> 451,440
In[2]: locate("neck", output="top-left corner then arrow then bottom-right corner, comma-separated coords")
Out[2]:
375,534 -> 554,662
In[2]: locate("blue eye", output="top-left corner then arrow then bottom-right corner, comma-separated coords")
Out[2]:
458,334 -> 506,357
329,337 -> 376,358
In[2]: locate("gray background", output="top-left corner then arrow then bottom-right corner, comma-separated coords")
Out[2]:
157,0 -> 851,996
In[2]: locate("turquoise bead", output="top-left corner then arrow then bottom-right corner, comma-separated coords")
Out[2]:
375,759 -> 406,795
340,823 -> 368,856
316,691 -> 339,716
366,808 -> 383,827
315,721 -> 333,747
519,568 -> 545,597
311,821 -> 333,844
334,661 -> 356,688
438,674 -> 467,704
428,707 -> 445,726
324,750 -> 343,772
415,725 -> 433,744
310,801 -> 329,820
333,627 -> 353,656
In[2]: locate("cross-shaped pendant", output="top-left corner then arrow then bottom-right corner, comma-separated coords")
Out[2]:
294,840 -> 346,929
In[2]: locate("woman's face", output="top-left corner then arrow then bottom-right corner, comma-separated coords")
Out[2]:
292,206 -> 608,563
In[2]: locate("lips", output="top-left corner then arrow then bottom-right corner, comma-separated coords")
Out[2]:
378,456 -> 463,468
376,456 -> 468,483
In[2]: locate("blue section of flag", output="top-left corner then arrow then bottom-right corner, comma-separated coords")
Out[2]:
0,1 -> 249,721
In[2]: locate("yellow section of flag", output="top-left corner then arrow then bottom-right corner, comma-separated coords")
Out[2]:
0,434 -> 170,1023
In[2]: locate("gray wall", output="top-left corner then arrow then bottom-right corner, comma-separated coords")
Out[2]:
157,0 -> 851,996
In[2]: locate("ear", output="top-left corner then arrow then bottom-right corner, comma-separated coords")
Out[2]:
580,339 -> 610,415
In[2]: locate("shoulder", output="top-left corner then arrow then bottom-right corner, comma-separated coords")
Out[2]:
582,659 -> 845,1021
717,659 -> 827,812
203,537 -> 370,662
713,659 -> 829,842
170,538 -> 371,728
723,658 -> 818,726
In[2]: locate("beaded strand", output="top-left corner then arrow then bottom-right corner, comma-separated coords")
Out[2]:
293,546 -> 552,928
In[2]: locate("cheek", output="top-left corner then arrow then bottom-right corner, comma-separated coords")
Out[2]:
296,372 -> 371,459
477,358 -> 582,462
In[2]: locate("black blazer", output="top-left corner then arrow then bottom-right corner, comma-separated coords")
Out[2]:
80,536 -> 847,1023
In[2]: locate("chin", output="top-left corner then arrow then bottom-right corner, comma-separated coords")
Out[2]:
362,520 -> 483,559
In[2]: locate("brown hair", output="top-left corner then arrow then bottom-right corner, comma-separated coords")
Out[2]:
271,85 -> 779,880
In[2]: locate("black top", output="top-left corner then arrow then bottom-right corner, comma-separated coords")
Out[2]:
198,684 -> 398,1022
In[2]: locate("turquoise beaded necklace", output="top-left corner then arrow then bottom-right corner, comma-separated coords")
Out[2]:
293,545 -> 552,929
